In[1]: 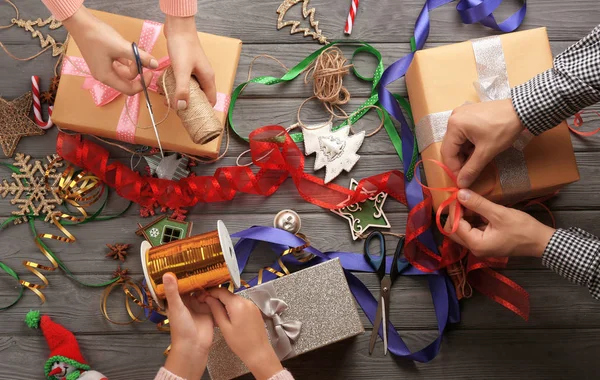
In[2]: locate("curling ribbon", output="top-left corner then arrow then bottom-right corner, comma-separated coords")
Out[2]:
104,234 -> 308,328
0,257 -> 24,311
0,160 -> 128,305
568,110 -> 600,136
228,42 -> 416,177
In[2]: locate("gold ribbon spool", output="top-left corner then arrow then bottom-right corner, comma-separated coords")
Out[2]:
140,220 -> 240,308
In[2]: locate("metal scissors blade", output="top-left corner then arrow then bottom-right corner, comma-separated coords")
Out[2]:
368,294 -> 385,355
132,42 -> 164,158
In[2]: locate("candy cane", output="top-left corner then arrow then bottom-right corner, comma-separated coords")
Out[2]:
31,75 -> 54,130
344,0 -> 359,35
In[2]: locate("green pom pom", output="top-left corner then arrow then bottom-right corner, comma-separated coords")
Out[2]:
25,310 -> 41,329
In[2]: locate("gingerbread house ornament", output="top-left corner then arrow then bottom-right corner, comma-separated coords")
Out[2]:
135,215 -> 193,247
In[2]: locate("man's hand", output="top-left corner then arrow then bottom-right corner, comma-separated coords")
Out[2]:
441,99 -> 525,188
450,189 -> 555,258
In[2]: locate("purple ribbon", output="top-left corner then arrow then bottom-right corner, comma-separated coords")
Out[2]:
231,226 -> 460,363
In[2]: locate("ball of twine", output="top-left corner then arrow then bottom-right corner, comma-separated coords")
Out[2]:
304,46 -> 352,116
159,66 -> 223,145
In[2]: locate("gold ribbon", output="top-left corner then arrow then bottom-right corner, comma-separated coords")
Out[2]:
101,280 -> 146,325
20,160 -> 104,302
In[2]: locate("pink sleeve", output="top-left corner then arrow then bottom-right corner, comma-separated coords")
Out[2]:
159,0 -> 197,17
41,0 -> 84,21
268,369 -> 294,380
154,367 -> 186,380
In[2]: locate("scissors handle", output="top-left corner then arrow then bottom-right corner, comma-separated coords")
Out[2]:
132,42 -> 152,105
364,231 -> 386,278
389,236 -> 406,283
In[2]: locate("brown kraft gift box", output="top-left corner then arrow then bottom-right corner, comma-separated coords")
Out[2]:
53,10 -> 242,159
406,27 -> 579,210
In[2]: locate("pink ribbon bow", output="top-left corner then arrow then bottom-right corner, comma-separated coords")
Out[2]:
62,19 -> 231,144
62,20 -> 167,143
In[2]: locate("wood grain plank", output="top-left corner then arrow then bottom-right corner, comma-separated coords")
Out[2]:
3,0 -> 598,44
1,329 -> 599,380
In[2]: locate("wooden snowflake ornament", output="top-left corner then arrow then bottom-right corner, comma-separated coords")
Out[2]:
303,122 -> 365,183
0,153 -> 64,221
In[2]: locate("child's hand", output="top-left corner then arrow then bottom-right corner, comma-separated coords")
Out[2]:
62,6 -> 157,95
163,15 -> 217,110
163,273 -> 213,379
204,288 -> 284,380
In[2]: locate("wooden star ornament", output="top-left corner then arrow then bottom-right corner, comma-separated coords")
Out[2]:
0,92 -> 44,157
331,178 -> 391,240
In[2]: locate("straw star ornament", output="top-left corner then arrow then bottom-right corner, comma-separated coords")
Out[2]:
0,92 -> 44,157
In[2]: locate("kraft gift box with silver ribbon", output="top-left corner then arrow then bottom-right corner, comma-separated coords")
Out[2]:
206,258 -> 364,380
406,27 -> 579,210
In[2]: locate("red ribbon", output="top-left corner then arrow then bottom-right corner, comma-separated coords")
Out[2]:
465,255 -> 530,320
414,159 -> 462,236
569,110 -> 600,136
56,126 -> 414,210
411,159 -> 530,319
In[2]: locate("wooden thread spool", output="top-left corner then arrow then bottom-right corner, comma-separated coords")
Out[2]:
140,221 -> 240,308
158,66 -> 224,145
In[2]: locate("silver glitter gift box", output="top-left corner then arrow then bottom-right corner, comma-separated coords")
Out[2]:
206,258 -> 364,380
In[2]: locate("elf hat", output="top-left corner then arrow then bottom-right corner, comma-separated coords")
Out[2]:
25,310 -> 91,379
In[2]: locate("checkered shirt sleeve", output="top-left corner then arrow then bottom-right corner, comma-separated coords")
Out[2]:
511,25 -> 600,135
542,228 -> 600,299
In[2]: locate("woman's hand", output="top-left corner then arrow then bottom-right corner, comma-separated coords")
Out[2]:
441,99 -> 525,188
62,6 -> 157,95
163,273 -> 213,379
202,288 -> 284,380
450,189 -> 556,258
164,15 -> 216,110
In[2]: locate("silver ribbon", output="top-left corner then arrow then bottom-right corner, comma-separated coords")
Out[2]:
414,35 -> 533,199
247,282 -> 302,360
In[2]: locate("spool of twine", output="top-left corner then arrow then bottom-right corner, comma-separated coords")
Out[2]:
159,66 -> 224,145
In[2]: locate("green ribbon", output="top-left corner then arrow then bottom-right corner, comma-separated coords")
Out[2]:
0,164 -> 132,310
228,41 -> 418,179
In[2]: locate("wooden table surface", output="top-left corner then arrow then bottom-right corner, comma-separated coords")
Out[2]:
1,1 -> 600,379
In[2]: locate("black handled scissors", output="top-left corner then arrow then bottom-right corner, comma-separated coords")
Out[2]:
364,231 -> 408,355
132,42 -> 164,158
